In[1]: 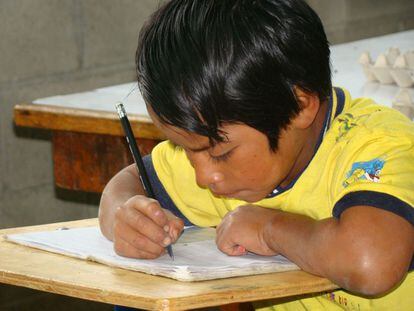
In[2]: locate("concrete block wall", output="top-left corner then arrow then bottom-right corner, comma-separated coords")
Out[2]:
0,1 -> 413,310
0,1 -> 159,310
308,0 -> 414,43
0,0 -> 159,229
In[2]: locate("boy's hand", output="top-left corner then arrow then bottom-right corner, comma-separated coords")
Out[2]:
112,195 -> 184,259
216,205 -> 279,256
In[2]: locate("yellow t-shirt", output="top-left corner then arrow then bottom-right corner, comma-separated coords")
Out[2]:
151,87 -> 414,310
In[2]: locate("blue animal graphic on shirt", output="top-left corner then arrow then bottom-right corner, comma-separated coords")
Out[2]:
343,158 -> 385,187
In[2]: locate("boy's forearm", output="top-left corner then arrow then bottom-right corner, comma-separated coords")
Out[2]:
98,164 -> 144,240
263,211 -> 330,275
262,207 -> 413,295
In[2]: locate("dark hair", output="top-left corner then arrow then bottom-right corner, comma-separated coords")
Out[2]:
136,0 -> 331,150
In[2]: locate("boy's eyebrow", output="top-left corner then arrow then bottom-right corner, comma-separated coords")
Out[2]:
187,145 -> 211,153
170,140 -> 211,153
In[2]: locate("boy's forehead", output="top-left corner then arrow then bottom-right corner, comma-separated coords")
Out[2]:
147,105 -> 251,150
147,109 -> 212,148
164,124 -> 220,151
171,127 -> 211,149
158,119 -> 233,151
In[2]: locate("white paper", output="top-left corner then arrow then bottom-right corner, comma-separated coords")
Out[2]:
33,82 -> 148,116
5,226 -> 298,282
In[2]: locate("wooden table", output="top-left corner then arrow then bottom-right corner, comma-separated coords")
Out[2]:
14,86 -> 165,193
0,219 -> 337,310
14,30 -> 414,193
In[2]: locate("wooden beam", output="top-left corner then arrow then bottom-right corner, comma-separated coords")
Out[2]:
14,103 -> 165,140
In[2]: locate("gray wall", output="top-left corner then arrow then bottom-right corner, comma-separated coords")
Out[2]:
308,0 -> 414,43
0,0 -> 413,310
0,0 -> 159,230
0,1 -> 158,310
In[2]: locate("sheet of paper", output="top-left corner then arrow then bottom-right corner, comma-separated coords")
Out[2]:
32,82 -> 149,116
5,226 -> 298,281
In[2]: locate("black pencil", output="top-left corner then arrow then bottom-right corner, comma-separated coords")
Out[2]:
116,102 -> 174,260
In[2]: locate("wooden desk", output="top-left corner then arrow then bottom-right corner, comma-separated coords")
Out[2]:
14,30 -> 414,193
14,101 -> 165,193
0,219 -> 337,310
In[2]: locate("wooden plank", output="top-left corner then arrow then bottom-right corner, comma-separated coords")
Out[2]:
0,219 -> 338,310
14,103 -> 165,140
52,131 -> 160,193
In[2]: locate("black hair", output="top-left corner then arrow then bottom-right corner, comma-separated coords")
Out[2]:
136,0 -> 331,150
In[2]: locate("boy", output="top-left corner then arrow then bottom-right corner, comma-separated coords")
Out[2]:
99,0 -> 414,309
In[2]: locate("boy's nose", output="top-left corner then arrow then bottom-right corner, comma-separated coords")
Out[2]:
194,165 -> 225,190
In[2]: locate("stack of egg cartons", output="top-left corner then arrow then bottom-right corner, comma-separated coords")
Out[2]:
359,48 -> 414,119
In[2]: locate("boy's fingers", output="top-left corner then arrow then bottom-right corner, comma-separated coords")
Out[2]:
117,204 -> 170,246
228,245 -> 247,256
236,245 -> 247,255
127,196 -> 169,227
113,220 -> 166,256
216,223 -> 224,237
217,238 -> 246,256
216,227 -> 247,256
168,217 -> 185,242
113,235 -> 164,259
144,200 -> 170,227
163,209 -> 185,242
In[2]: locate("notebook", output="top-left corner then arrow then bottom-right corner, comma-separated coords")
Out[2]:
5,226 -> 298,282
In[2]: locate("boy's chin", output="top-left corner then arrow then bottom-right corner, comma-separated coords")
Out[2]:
224,191 -> 266,203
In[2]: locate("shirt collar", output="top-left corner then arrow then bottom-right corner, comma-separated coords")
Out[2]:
265,87 -> 345,198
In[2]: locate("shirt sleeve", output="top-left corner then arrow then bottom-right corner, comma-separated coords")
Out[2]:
143,154 -> 194,226
330,114 -> 414,271
331,129 -> 414,227
333,191 -> 414,226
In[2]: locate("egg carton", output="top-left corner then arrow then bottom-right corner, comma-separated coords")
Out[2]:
359,48 -> 414,88
392,89 -> 414,119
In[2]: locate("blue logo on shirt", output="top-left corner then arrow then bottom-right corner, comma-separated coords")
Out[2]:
343,158 -> 385,187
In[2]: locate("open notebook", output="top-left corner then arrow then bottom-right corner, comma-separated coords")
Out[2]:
5,226 -> 298,282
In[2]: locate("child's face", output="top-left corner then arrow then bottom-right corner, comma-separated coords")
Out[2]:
149,109 -> 309,203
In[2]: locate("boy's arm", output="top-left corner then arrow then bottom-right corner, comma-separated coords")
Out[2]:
216,204 -> 414,296
99,163 -> 143,240
99,164 -> 184,259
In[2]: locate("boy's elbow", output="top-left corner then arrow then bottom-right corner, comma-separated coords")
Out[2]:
340,255 -> 407,296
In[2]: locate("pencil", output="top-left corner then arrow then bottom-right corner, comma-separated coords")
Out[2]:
115,102 -> 174,260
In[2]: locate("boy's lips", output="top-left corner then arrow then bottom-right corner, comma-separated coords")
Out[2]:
212,189 -> 266,203
212,190 -> 241,198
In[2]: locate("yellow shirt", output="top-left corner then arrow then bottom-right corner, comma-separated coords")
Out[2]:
151,87 -> 414,310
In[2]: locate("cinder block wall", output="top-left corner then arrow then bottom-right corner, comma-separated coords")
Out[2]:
0,1 -> 158,310
0,0 -> 159,230
0,0 -> 413,310
308,0 -> 414,43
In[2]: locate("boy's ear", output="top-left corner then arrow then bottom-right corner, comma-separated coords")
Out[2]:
291,87 -> 321,129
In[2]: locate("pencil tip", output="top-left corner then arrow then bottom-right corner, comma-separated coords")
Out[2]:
167,245 -> 174,260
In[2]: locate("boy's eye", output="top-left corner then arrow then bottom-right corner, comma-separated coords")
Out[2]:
170,141 -> 183,150
210,149 -> 234,163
